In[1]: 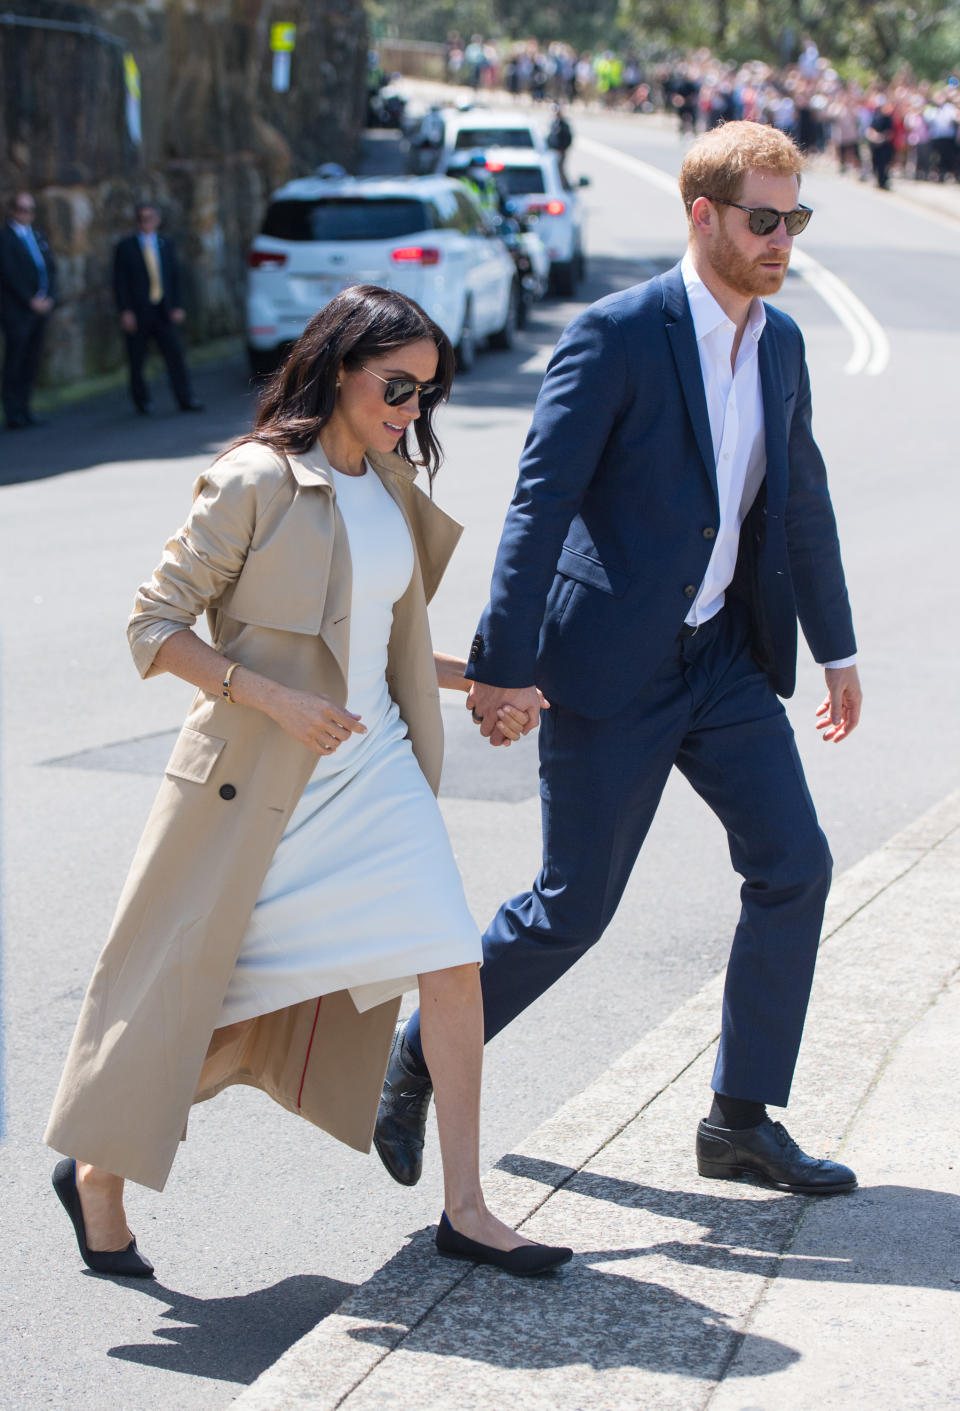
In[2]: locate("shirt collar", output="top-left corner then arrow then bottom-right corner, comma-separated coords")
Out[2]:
11,221 -> 32,238
680,251 -> 767,346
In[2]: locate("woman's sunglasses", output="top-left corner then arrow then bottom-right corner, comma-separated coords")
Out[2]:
361,365 -> 445,411
708,198 -> 813,237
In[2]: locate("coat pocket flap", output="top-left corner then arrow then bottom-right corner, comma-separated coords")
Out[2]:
164,727 -> 226,784
557,545 -> 631,598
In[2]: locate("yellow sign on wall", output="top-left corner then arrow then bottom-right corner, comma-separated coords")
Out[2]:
270,23 -> 296,52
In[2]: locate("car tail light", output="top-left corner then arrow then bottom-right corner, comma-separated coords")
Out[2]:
391,246 -> 441,265
248,250 -> 287,269
546,200 -> 566,216
485,158 -> 505,172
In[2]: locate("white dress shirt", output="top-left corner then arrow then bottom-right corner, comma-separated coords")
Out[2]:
680,253 -> 855,668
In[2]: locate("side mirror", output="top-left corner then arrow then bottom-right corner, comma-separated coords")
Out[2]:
578,175 -> 591,187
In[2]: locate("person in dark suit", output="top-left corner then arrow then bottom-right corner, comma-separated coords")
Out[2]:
113,203 -> 203,415
376,121 -> 864,1196
0,192 -> 56,429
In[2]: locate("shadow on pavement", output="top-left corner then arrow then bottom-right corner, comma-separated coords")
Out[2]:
498,1153 -> 960,1292
105,1273 -> 354,1384
342,1226 -> 799,1378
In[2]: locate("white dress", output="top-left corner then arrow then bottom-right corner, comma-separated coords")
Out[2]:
218,463 -> 481,1025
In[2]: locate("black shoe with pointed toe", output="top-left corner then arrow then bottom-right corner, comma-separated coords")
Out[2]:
373,1023 -> 433,1186
52,1159 -> 155,1277
696,1118 -> 857,1194
435,1213 -> 572,1276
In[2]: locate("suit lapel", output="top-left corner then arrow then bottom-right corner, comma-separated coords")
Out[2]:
758,321 -> 788,514
661,266 -> 718,504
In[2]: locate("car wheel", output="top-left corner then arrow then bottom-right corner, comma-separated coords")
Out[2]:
549,259 -> 575,298
247,345 -> 279,380
488,281 -> 519,350
456,301 -> 476,372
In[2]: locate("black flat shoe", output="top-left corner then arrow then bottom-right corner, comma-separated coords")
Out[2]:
52,1159 -> 155,1277
696,1118 -> 857,1195
373,1023 -> 433,1186
435,1212 -> 572,1277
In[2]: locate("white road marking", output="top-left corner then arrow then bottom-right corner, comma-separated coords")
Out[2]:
520,345 -> 553,373
577,134 -> 891,376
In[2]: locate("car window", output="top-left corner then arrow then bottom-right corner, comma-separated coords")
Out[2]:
494,167 -> 547,196
430,189 -> 461,230
262,198 -> 432,241
451,190 -> 483,234
453,127 -> 536,150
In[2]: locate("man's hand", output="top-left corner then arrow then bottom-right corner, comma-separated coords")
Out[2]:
467,681 -> 548,747
120,310 -> 137,334
170,307 -> 186,324
816,665 -> 862,743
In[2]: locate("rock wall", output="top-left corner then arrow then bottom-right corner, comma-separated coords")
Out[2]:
0,0 -> 368,382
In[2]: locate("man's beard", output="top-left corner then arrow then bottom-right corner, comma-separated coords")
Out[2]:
708,227 -> 788,298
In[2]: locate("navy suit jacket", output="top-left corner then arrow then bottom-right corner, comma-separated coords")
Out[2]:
113,233 -> 183,316
467,262 -> 856,717
0,223 -> 56,328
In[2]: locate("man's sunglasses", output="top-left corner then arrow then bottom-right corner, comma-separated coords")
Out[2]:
361,365 -> 445,411
708,198 -> 813,237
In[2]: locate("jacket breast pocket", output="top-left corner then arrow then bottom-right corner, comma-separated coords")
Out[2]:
164,727 -> 226,785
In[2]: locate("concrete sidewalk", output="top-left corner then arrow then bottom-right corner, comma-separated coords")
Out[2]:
232,790 -> 960,1410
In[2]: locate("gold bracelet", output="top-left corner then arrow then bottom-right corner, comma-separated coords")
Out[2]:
221,661 -> 241,703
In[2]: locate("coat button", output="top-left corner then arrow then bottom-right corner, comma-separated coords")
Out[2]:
683,584 -> 697,599
219,784 -> 237,800
702,526 -> 716,540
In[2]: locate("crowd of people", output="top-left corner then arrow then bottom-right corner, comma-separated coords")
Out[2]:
443,33 -> 960,189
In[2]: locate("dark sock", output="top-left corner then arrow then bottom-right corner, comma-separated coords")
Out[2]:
709,1093 -> 767,1130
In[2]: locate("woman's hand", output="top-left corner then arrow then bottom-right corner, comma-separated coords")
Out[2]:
267,686 -> 366,755
495,704 -> 530,745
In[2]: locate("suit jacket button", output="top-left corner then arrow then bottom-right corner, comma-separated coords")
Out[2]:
702,526 -> 716,540
683,584 -> 697,599
219,784 -> 237,800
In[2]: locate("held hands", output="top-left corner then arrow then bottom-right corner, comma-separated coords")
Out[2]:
466,681 -> 549,748
120,311 -> 137,334
170,308 -> 186,324
269,686 -> 366,756
30,294 -> 53,315
816,665 -> 862,743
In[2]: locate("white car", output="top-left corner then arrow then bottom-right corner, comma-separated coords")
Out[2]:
437,108 -> 548,171
478,149 -> 588,297
246,174 -> 519,376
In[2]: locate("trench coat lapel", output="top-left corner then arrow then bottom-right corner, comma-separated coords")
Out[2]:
287,441 -> 353,684
661,264 -> 718,506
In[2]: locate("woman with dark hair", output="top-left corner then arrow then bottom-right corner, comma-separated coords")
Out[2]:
46,285 -> 571,1280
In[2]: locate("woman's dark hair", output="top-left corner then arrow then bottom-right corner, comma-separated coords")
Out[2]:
245,284 -> 455,492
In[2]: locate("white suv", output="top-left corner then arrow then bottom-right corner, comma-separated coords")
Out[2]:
478,149 -> 588,297
246,174 -> 518,376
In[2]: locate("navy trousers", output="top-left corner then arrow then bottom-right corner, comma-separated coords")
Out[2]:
408,602 -> 832,1108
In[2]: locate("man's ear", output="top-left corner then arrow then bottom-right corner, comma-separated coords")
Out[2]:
690,195 -> 716,236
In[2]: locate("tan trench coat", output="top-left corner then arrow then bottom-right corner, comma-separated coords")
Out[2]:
45,439 -> 462,1192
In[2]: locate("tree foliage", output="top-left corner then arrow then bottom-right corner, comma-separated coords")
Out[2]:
368,0 -> 960,76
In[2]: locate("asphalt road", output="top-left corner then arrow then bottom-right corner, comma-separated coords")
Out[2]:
2,112 -> 958,1409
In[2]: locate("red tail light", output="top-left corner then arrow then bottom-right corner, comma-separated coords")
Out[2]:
391,246 -> 441,265
486,158 -> 505,172
248,250 -> 288,269
546,200 -> 566,216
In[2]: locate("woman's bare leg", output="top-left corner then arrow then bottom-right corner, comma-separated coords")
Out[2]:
418,963 -> 534,1251
74,1164 -> 131,1251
